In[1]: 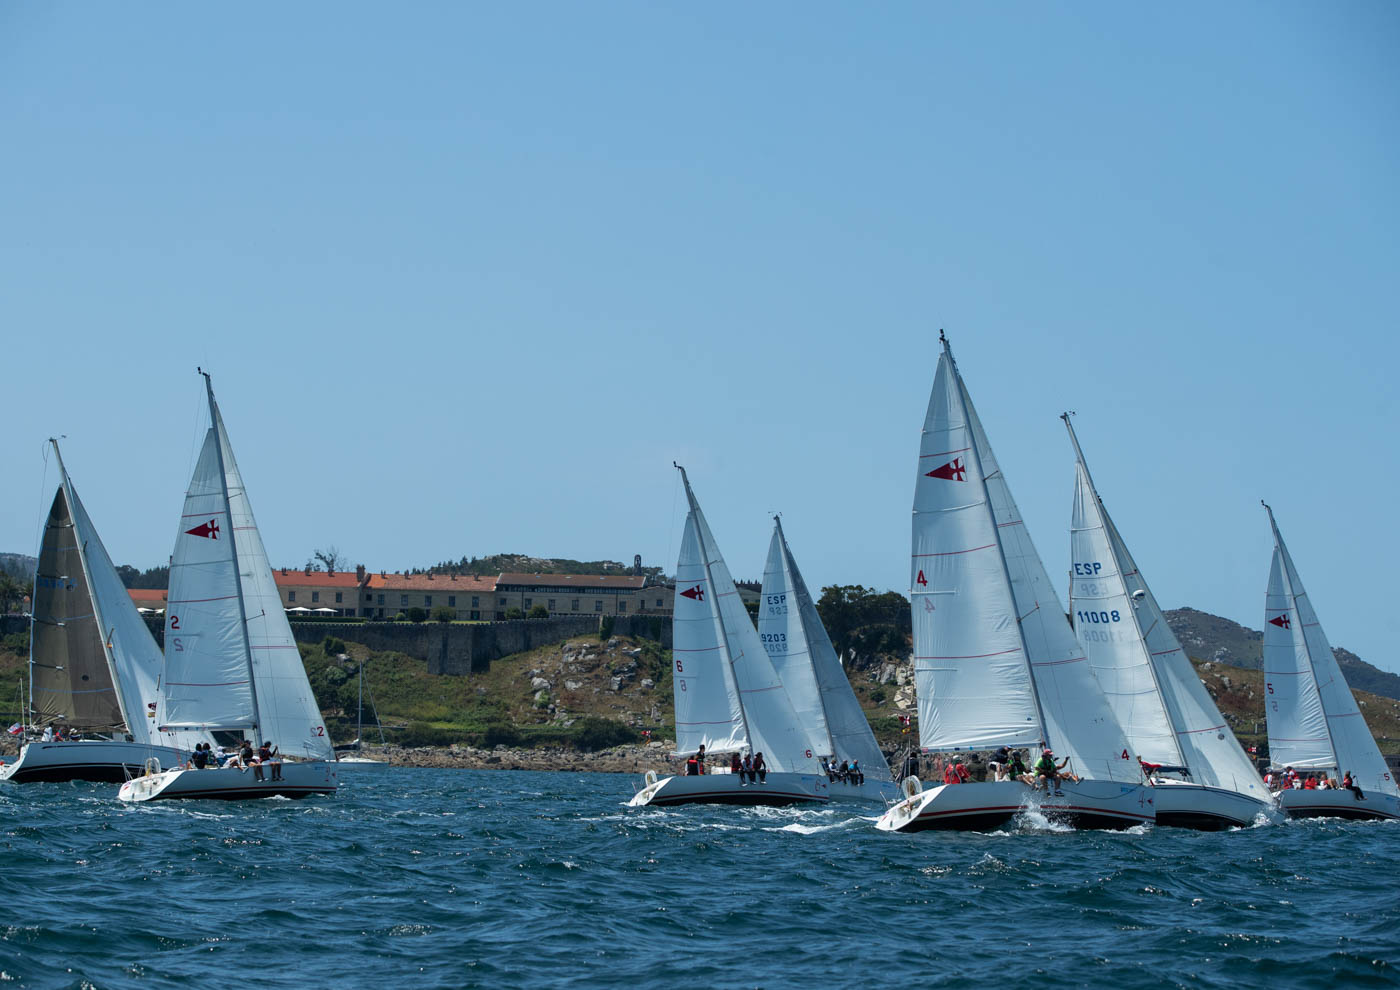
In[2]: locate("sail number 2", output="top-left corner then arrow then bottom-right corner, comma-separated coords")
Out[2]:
1076,610 -> 1121,624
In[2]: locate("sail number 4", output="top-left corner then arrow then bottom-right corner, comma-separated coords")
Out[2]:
1076,610 -> 1120,624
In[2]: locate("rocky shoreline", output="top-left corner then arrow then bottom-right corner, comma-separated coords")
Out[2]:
364,741 -> 672,774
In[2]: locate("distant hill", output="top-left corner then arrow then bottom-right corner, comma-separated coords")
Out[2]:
0,554 -> 35,581
1166,607 -> 1400,702
421,553 -> 666,580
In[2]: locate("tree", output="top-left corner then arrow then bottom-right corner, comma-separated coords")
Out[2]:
313,546 -> 347,574
504,607 -> 524,620
406,606 -> 427,623
815,585 -> 911,668
527,604 -> 550,619
430,605 -> 455,623
0,572 -> 27,613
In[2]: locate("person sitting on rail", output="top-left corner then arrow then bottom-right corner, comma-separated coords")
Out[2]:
752,752 -> 767,784
1343,770 -> 1365,801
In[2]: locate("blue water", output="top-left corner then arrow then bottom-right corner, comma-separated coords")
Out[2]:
2,769 -> 1397,989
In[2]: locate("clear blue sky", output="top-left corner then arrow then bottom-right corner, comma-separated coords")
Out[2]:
3,4 -> 1398,671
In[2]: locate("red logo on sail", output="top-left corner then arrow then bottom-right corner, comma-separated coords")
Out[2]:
925,458 -> 966,482
185,519 -> 220,540
680,584 -> 705,602
1268,613 -> 1291,629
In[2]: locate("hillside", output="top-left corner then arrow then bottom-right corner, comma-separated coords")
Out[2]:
1166,607 -> 1400,701
0,554 -> 36,582
419,552 -> 666,580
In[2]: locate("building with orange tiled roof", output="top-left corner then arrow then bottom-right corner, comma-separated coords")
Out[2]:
126,588 -> 168,612
365,571 -> 496,620
493,572 -> 671,621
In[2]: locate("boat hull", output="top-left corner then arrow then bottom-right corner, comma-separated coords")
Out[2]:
1150,781 -> 1279,829
117,761 -> 338,802
875,779 -> 1155,833
628,771 -> 829,807
0,740 -> 192,785
1276,787 -> 1400,821
822,775 -> 898,803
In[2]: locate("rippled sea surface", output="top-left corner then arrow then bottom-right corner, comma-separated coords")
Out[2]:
2,768 -> 1397,989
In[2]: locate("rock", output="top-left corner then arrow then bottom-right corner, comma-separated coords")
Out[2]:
610,676 -> 623,692
531,677 -> 551,690
1220,676 -> 1232,690
607,637 -> 619,648
565,680 -> 583,691
640,678 -> 654,689
533,689 -> 549,703
877,663 -> 897,685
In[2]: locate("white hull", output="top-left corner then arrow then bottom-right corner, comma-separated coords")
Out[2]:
1276,786 -> 1400,821
118,761 -> 337,802
1150,780 -> 1280,829
628,770 -> 829,807
875,779 -> 1155,832
335,756 -> 389,768
0,740 -> 192,785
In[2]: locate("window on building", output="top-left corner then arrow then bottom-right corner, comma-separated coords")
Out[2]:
312,591 -> 320,603
524,598 -> 532,607
594,600 -> 603,612
425,596 -> 432,608
548,599 -> 555,610
472,596 -> 479,608
498,597 -> 507,606
572,599 -> 579,611
288,591 -> 296,602
378,594 -> 385,605
335,592 -> 343,603
618,601 -> 627,613
400,595 -> 408,607
656,599 -> 662,607
470,611 -> 480,620
448,596 -> 456,607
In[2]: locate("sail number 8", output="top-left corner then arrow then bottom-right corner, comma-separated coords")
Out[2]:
1076,610 -> 1121,624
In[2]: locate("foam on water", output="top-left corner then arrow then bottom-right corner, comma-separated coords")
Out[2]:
2,768 -> 1397,989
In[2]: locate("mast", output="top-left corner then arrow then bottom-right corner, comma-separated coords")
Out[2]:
51,439 -> 132,737
942,331 -> 1052,750
774,515 -> 839,759
1263,501 -> 1340,771
1062,414 -> 1187,768
201,370 -> 263,742
677,464 -> 754,753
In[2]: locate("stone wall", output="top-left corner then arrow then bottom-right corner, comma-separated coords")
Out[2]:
11,612 -> 674,678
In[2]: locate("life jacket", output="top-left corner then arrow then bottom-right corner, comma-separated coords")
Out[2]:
685,757 -> 699,775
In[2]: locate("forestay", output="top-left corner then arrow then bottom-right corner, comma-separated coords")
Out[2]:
1068,421 -> 1263,796
760,518 -> 890,780
673,470 -> 820,774
1263,506 -> 1396,795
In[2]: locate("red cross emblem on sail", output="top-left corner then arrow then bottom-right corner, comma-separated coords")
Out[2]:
1268,613 -> 1291,629
925,457 -> 967,482
185,519 -> 220,540
679,584 -> 704,602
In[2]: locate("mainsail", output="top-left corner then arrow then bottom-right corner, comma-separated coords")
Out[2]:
1066,418 -> 1264,796
1263,505 -> 1396,795
161,374 -> 333,761
759,517 -> 890,780
913,335 -> 1137,782
671,468 -> 820,773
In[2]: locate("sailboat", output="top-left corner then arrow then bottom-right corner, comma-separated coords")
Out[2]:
119,372 -> 337,802
759,517 -> 896,802
1261,504 -> 1400,820
1064,416 -> 1276,829
629,467 -> 829,807
335,659 -> 388,768
876,334 -> 1152,833
1,441 -> 211,784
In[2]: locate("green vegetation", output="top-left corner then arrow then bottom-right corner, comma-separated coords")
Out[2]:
598,615 -> 614,641
114,564 -> 169,589
527,604 -> 549,619
419,552 -> 665,580
504,607 -> 524,620
815,585 -> 911,667
431,605 -> 456,623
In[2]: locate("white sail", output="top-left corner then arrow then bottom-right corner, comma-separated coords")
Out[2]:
760,518 -> 889,780
912,347 -> 1042,751
162,377 -> 332,761
913,336 -> 1138,782
1067,421 -> 1264,796
672,510 -> 748,756
673,470 -> 820,773
1263,506 -> 1396,795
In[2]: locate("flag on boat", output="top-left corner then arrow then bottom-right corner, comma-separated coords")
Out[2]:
6,723 -> 22,736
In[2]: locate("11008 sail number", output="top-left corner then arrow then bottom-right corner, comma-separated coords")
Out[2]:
1075,610 -> 1120,625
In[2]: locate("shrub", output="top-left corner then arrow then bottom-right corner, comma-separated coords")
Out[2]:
569,716 -> 638,751
323,636 -> 347,656
407,607 -> 428,623
527,604 -> 549,619
504,607 -> 524,620
598,615 -> 614,641
393,612 -> 407,622
430,606 -> 455,623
